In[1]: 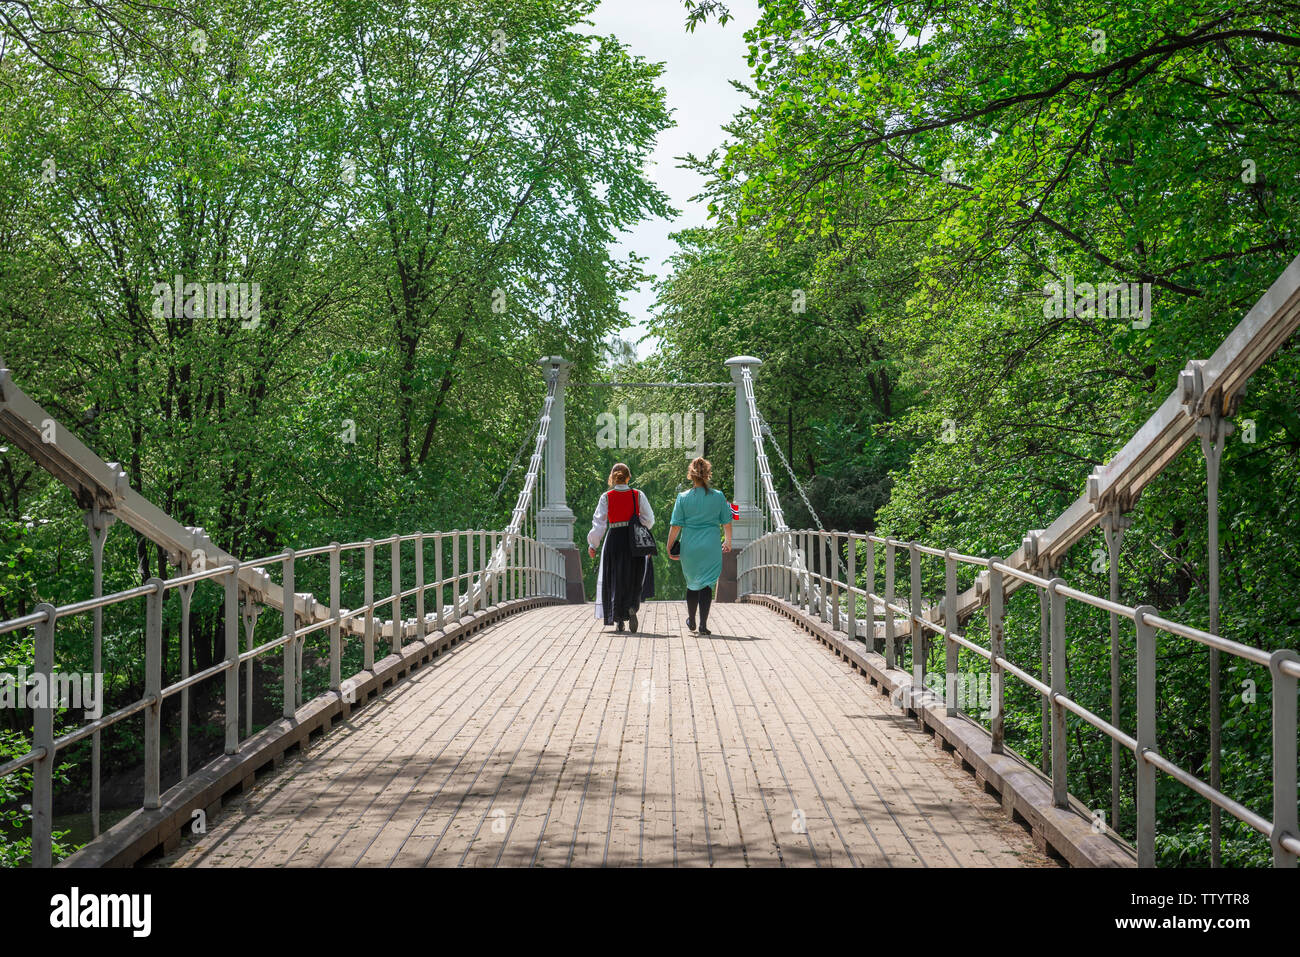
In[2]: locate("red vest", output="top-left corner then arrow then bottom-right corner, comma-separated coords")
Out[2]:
606,488 -> 638,523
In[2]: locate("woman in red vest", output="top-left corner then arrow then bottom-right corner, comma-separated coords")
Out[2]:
587,462 -> 656,632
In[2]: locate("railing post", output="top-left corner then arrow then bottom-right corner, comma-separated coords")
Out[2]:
846,534 -> 857,642
145,578 -> 164,807
496,530 -> 506,605
1197,409 -> 1231,867
242,598 -> 261,738
1135,605 -> 1158,868
764,530 -> 774,598
823,532 -> 833,625
1270,649 -> 1299,867
789,531 -> 797,603
829,532 -> 840,629
83,505 -> 115,839
452,531 -> 461,620
759,535 -> 766,595
909,543 -> 923,693
784,531 -> 793,603
415,532 -> 426,641
768,535 -> 775,600
480,531 -> 488,609
32,603 -> 56,867
1038,583 -> 1051,774
363,539 -> 375,670
177,556 -> 194,779
493,531 -> 502,606
884,539 -> 896,670
944,550 -> 958,717
1101,506 -> 1131,838
466,531 -> 476,612
989,560 -> 1005,754
282,551 -> 296,720
805,530 -> 815,617
435,533 -> 445,627
224,561 -> 240,754
1048,578 -> 1068,808
391,536 -> 402,655
743,535 -> 754,595
329,544 -> 341,692
508,534 -> 516,602
529,534 -> 536,598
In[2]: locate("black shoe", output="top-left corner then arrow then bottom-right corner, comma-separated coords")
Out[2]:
629,611 -> 638,633
686,616 -> 696,633
699,626 -> 712,635
616,620 -> 624,632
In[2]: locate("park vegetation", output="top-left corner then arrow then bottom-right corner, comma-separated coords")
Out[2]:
1,0 -> 1297,866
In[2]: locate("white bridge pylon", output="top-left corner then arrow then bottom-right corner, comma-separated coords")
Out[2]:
530,355 -> 767,602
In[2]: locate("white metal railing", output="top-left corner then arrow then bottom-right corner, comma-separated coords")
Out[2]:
733,255 -> 1300,868
738,529 -> 1300,868
0,359 -> 567,868
0,528 -> 564,867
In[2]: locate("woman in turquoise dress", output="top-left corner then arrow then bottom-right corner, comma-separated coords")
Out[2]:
666,457 -> 733,634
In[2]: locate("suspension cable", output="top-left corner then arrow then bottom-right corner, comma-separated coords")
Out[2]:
738,366 -> 788,531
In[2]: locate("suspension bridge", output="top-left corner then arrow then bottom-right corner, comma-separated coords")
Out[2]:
3,256 -> 1300,869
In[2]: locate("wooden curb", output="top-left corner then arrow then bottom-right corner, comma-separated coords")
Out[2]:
61,596 -> 561,868
741,594 -> 1137,868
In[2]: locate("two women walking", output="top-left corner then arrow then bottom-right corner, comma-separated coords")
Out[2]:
586,456 -> 732,634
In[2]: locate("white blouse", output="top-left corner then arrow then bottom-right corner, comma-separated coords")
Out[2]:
587,485 -> 654,550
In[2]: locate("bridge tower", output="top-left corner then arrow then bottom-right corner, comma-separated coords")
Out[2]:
537,356 -> 585,603
718,355 -> 764,601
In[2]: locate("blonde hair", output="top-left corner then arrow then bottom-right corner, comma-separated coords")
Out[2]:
687,456 -> 712,490
607,462 -> 631,487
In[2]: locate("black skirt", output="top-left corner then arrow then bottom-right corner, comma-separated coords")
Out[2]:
599,525 -> 655,625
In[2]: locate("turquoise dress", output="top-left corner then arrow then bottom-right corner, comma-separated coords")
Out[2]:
670,486 -> 733,591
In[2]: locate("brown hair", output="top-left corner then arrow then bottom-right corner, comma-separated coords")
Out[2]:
687,456 -> 712,490
607,462 -> 631,487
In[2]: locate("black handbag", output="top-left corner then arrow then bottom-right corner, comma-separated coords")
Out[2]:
628,490 -> 658,557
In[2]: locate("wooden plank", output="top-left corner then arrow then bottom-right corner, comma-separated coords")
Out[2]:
160,602 -> 1054,869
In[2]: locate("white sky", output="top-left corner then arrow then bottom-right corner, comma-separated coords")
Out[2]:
581,0 -> 761,358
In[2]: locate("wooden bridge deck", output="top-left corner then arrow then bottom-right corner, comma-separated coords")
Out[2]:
159,602 -> 1052,868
